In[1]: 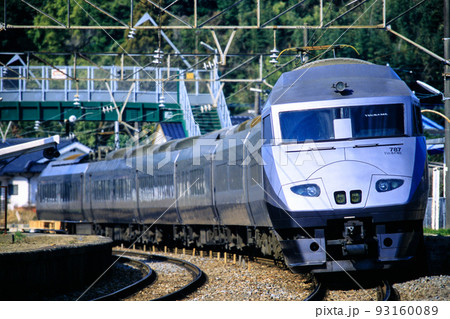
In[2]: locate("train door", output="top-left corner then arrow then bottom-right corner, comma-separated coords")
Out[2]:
79,173 -> 86,221
241,129 -> 256,226
134,170 -> 142,224
214,126 -> 254,226
210,141 -> 222,225
86,173 -> 93,222
246,118 -> 272,227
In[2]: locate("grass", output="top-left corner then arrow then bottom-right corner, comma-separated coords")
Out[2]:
13,231 -> 25,243
424,228 -> 450,236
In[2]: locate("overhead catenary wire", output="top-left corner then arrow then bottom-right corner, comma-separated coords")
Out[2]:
386,0 -> 429,26
275,44 -> 360,61
272,0 -> 382,106
71,0 -> 180,108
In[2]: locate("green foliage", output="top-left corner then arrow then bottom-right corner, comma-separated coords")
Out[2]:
13,231 -> 25,243
0,1 -> 446,126
72,121 -> 100,149
424,228 -> 450,236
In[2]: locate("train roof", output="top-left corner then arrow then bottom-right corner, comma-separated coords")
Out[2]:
40,160 -> 89,177
263,58 -> 413,109
104,116 -> 262,162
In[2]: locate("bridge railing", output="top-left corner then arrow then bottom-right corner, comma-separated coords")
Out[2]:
178,77 -> 201,137
213,69 -> 232,129
0,65 -> 214,105
1,65 -> 232,136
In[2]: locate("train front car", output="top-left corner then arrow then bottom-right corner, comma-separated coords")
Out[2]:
261,58 -> 428,273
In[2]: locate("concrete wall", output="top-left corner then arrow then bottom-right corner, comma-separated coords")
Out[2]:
0,236 -> 112,300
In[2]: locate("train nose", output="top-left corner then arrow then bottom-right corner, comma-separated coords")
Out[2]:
309,161 -> 385,209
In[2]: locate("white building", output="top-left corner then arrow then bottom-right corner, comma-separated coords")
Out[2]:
0,138 -> 91,209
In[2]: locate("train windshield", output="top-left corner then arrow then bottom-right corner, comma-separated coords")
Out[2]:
279,104 -> 404,143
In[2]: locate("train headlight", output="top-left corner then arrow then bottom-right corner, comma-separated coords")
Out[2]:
350,190 -> 362,204
375,179 -> 404,192
291,184 -> 321,197
334,191 -> 347,205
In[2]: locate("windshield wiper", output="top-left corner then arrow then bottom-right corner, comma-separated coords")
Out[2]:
286,146 -> 336,152
308,146 -> 336,151
353,142 -> 403,148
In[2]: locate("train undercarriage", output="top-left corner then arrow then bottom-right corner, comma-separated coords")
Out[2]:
276,219 -> 425,273
63,218 -> 425,274
66,222 -> 285,261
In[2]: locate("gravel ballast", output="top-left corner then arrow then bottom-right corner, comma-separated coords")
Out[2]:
6,245 -> 447,301
118,250 -> 449,301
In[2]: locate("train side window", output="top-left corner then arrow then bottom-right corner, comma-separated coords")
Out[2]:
263,115 -> 272,144
216,164 -> 228,191
413,104 -> 424,135
190,168 -> 205,196
39,183 -> 57,203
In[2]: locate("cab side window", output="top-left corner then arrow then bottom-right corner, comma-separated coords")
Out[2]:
263,115 -> 273,144
413,104 -> 424,136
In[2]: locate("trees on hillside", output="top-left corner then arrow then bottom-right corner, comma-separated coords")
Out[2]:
0,0 -> 445,141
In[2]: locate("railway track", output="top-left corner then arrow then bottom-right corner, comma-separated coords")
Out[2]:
249,256 -> 400,301
304,280 -> 328,301
305,278 -> 401,301
377,279 -> 401,301
91,256 -> 155,301
112,249 -> 206,301
106,246 -> 400,301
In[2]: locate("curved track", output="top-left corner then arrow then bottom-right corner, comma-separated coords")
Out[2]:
305,277 -> 401,301
304,280 -> 327,301
377,280 -> 400,301
112,250 -> 206,301
103,248 -> 399,301
91,256 -> 155,301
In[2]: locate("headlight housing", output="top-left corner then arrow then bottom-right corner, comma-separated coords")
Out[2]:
291,184 -> 321,197
375,179 -> 404,192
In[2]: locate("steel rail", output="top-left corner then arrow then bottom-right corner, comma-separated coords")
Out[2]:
112,250 -> 206,301
303,280 -> 327,301
90,256 -> 156,301
377,279 -> 400,301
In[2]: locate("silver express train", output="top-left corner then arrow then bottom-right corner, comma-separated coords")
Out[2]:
37,58 -> 428,273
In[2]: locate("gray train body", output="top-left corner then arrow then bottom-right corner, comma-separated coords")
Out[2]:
37,58 -> 428,273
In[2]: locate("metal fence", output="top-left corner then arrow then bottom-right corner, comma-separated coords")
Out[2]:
1,65 -> 234,137
426,164 -> 446,229
0,65 -> 214,105
425,198 -> 446,229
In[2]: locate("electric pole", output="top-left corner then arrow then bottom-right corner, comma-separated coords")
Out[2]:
444,0 -> 450,228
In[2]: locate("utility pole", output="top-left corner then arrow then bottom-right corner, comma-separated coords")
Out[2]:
254,83 -> 260,115
445,0 -> 450,228
114,121 -> 120,150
